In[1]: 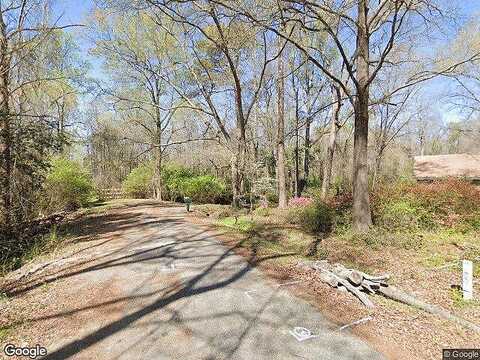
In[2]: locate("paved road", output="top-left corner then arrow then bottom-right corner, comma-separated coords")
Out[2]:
41,204 -> 385,360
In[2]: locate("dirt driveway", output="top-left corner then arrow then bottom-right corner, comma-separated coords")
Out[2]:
1,202 -> 384,359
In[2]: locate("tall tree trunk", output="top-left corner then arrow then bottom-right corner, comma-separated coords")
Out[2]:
321,85 -> 342,199
372,133 -> 387,190
352,0 -> 373,231
372,148 -> 382,191
231,155 -> 240,207
300,84 -> 312,195
419,128 -> 425,156
294,89 -> 300,197
211,11 -> 248,208
231,137 -> 245,208
153,106 -> 162,201
153,146 -> 162,200
303,114 -> 310,191
276,35 -> 287,208
0,14 -> 11,233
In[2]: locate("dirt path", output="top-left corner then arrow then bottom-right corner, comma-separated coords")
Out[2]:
1,202 -> 384,359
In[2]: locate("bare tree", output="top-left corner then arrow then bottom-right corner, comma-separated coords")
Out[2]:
145,0 -> 283,206
276,26 -> 288,208
372,91 -> 413,187
209,0 -> 480,230
321,84 -> 342,199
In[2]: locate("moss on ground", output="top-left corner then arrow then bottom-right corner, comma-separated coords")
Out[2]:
0,325 -> 13,342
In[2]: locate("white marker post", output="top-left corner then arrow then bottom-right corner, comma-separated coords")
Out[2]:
462,260 -> 473,301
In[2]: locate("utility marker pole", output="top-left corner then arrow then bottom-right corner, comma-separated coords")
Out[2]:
463,260 -> 473,300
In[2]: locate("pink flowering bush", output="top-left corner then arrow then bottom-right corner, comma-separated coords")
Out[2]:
258,198 -> 269,208
288,197 -> 313,208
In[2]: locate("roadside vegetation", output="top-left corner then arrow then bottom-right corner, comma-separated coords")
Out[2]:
0,157 -> 96,275
193,177 -> 480,304
204,177 -> 480,260
122,163 -> 230,204
188,177 -> 480,356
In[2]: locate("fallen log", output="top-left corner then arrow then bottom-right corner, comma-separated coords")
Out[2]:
377,285 -> 480,333
298,260 -> 480,333
318,269 -> 375,308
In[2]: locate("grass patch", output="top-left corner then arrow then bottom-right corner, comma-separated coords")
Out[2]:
419,229 -> 476,246
236,230 -> 304,264
80,199 -> 131,216
423,253 -> 452,268
287,231 -> 323,257
450,288 -> 480,309
0,325 -> 13,341
194,204 -> 237,219
417,230 -> 479,273
339,228 -> 424,251
216,216 -> 255,232
0,327 -> 10,338
215,217 -> 314,264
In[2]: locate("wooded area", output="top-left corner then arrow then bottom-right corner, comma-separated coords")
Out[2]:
1,0 -> 480,266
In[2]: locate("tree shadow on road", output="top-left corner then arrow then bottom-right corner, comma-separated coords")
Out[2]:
2,204 -> 298,358
2,204 -> 381,360
40,239 -> 290,359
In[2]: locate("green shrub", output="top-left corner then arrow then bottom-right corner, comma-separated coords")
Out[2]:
265,192 -> 278,205
302,201 -> 334,233
121,162 -> 230,204
373,179 -> 480,231
162,163 -> 232,204
122,163 -> 154,198
162,164 -> 195,201
43,158 -> 94,211
376,198 -> 434,230
253,206 -> 271,217
182,175 -> 227,204
288,199 -> 334,234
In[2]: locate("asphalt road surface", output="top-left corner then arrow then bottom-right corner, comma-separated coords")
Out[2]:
37,203 -> 385,360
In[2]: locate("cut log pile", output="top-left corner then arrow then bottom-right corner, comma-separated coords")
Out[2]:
298,260 -> 480,333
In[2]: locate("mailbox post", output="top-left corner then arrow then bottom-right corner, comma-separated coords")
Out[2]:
184,197 -> 192,212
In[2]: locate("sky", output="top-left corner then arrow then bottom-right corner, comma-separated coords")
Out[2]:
54,0 -> 92,22
52,0 -> 480,125
53,0 -> 97,70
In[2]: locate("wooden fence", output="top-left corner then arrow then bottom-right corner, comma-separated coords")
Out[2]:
98,188 -> 124,201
